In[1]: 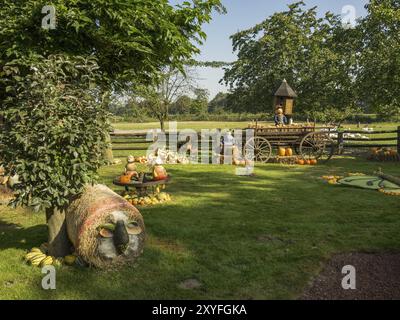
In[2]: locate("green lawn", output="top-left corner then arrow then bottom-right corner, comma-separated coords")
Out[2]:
1,157 -> 399,299
113,121 -> 254,131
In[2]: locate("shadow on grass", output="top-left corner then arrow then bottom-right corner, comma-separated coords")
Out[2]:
1,156 -> 399,299
0,218 -> 47,252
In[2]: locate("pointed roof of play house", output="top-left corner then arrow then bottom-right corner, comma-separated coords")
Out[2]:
274,79 -> 297,98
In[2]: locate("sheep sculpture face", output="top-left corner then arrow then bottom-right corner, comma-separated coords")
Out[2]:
66,185 -> 146,269
97,211 -> 143,261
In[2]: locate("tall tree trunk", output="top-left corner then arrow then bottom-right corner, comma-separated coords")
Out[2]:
46,207 -> 72,258
103,133 -> 114,164
101,89 -> 114,164
160,118 -> 165,132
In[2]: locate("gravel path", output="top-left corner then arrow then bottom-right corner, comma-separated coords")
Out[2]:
301,252 -> 400,300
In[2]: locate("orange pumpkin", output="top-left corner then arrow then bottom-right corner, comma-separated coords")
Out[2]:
278,147 -> 286,157
153,165 -> 168,181
310,159 -> 317,165
119,174 -> 132,184
304,159 -> 311,165
297,159 -> 305,165
285,148 -> 293,157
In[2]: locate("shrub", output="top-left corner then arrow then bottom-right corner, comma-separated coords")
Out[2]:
0,54 -> 111,256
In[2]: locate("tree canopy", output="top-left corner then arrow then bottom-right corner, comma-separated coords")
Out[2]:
0,55 -> 110,211
0,0 -> 224,99
222,0 -> 399,119
356,0 -> 400,117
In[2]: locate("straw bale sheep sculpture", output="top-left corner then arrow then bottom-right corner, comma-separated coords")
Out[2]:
66,184 -> 146,268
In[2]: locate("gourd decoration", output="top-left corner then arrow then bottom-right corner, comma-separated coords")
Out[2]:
285,148 -> 293,157
125,155 -> 137,173
153,165 -> 168,181
119,174 -> 132,184
278,147 -> 286,157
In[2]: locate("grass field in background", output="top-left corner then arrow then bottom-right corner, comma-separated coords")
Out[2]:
1,156 -> 399,299
112,121 -> 399,132
113,121 -> 253,131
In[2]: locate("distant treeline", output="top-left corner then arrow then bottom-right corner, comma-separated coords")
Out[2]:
110,111 -> 397,125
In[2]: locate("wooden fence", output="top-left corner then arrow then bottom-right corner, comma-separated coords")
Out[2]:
337,126 -> 400,154
111,126 -> 400,155
110,131 -> 155,151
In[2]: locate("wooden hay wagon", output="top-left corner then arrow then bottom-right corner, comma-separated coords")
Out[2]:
243,125 -> 336,163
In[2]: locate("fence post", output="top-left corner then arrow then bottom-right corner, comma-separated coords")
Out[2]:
397,126 -> 400,155
338,131 -> 344,155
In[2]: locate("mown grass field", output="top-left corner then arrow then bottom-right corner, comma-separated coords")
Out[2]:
1,155 -> 399,299
112,121 -> 399,132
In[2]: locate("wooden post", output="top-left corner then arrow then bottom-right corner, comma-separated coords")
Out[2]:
338,131 -> 344,155
397,126 -> 400,155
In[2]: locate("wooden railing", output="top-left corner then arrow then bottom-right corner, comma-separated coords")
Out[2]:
110,132 -> 153,151
337,126 -> 400,154
111,126 -> 400,155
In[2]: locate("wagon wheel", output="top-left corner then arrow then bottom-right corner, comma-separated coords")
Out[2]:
244,137 -> 272,163
299,132 -> 335,163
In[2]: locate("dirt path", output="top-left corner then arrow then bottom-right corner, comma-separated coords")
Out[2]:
301,252 -> 400,300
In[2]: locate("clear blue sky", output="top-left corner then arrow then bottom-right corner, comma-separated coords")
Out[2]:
174,0 -> 369,99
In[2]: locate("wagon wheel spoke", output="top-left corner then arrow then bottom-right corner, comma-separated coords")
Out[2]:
300,132 -> 334,163
244,137 -> 272,163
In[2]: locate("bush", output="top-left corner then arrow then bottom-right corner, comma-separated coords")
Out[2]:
0,54 -> 111,211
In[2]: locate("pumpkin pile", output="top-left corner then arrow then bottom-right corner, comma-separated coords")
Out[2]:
135,156 -> 148,164
321,172 -> 364,185
272,147 -> 319,165
124,192 -> 171,206
368,148 -> 399,162
278,147 -> 293,157
118,156 -> 169,184
321,175 -> 345,185
296,158 -> 318,166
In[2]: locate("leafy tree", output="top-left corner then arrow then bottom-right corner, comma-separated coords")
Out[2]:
222,1 -> 358,116
0,0 -> 224,93
208,92 -> 229,113
356,0 -> 400,114
0,55 -> 110,256
190,88 -> 210,115
376,103 -> 400,122
170,95 -> 193,115
312,106 -> 358,126
137,66 -> 198,130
